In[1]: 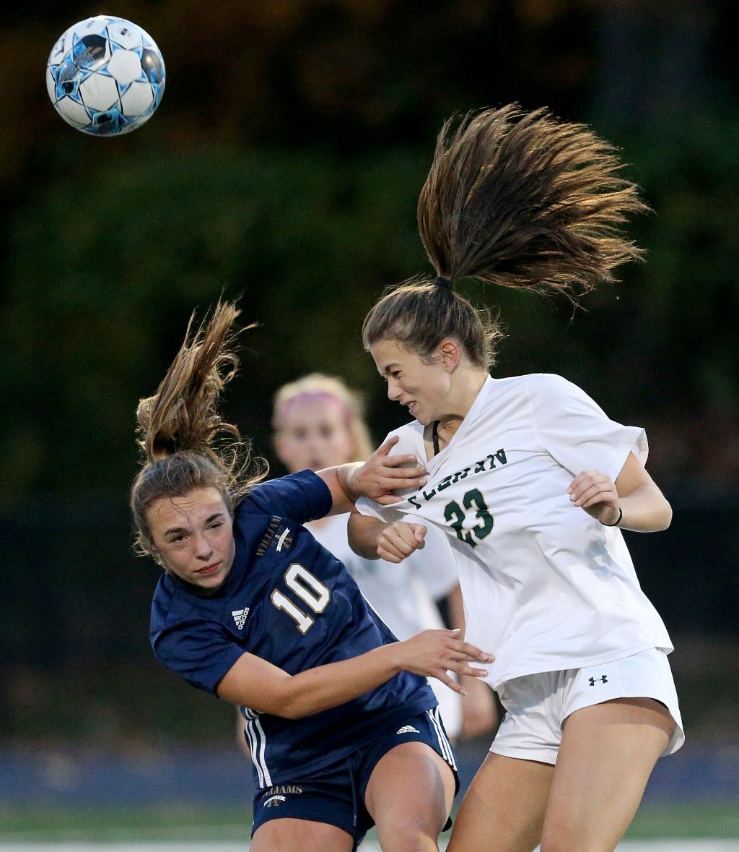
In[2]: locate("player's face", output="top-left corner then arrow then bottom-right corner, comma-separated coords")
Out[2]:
370,338 -> 449,426
275,398 -> 355,473
146,486 -> 236,591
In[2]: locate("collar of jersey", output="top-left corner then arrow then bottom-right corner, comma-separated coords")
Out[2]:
423,374 -> 494,473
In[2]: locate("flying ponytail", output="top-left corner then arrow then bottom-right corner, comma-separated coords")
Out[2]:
363,103 -> 648,366
130,301 -> 266,557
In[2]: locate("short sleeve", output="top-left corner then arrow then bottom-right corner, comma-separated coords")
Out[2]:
151,618 -> 244,695
355,494 -> 401,522
240,470 -> 332,524
529,374 -> 648,481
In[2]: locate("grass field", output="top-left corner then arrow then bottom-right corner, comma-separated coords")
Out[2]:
1,804 -> 738,848
1,843 -> 738,852
1,843 -> 734,851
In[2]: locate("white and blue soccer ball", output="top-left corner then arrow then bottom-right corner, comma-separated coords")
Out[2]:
46,15 -> 165,136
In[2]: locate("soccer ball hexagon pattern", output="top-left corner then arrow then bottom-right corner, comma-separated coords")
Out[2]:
46,15 -> 165,136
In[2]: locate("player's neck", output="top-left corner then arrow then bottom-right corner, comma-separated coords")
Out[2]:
433,369 -> 488,446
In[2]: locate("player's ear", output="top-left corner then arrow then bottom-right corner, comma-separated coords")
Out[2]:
151,548 -> 167,570
438,339 -> 461,372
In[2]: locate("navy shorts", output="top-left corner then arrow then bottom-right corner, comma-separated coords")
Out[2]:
251,707 -> 458,850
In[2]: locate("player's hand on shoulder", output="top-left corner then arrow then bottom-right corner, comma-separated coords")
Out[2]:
568,469 -> 620,525
396,629 -> 494,694
348,436 -> 427,505
377,521 -> 426,563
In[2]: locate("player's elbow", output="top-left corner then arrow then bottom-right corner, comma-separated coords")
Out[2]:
657,500 -> 673,531
279,706 -> 308,720
274,694 -> 314,720
643,492 -> 672,531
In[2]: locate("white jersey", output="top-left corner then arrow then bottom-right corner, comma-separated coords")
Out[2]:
307,514 -> 462,737
357,373 -> 673,690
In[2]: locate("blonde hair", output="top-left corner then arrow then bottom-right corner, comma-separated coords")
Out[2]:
273,373 -> 373,463
363,104 -> 649,365
130,301 -> 267,557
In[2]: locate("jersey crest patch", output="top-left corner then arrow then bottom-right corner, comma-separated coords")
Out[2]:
232,607 -> 250,630
256,516 -> 282,556
276,526 -> 293,552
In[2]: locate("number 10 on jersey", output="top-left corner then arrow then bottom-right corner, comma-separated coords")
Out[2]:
270,563 -> 331,633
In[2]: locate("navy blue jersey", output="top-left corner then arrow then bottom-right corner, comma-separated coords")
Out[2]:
150,470 -> 437,786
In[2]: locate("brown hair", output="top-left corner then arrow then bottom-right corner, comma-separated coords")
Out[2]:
363,104 -> 649,367
273,373 -> 373,463
130,301 -> 266,557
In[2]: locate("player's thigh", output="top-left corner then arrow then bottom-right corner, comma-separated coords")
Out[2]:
447,752 -> 553,852
364,741 -> 456,840
251,817 -> 354,852
541,697 -> 674,852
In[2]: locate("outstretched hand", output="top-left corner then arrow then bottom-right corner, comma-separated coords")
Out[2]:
348,436 -> 427,505
395,629 -> 494,695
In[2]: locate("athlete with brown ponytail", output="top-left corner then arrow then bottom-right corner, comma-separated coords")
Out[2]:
130,302 -> 494,852
349,105 -> 683,852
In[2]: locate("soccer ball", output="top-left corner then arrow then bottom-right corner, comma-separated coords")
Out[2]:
46,15 -> 165,136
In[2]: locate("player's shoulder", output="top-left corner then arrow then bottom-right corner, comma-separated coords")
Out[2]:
150,570 -> 217,630
382,420 -> 425,457
235,470 -> 332,527
493,372 -> 585,401
150,572 -> 187,631
239,469 -> 326,508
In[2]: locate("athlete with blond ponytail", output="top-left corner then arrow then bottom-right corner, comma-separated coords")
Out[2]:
349,105 -> 683,852
131,302 -> 494,852
269,372 -> 499,744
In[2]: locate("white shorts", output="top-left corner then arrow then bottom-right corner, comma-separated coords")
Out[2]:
491,648 -> 684,765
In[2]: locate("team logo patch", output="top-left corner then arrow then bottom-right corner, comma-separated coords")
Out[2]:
396,725 -> 420,735
232,607 -> 250,630
276,527 -> 292,552
263,795 -> 286,808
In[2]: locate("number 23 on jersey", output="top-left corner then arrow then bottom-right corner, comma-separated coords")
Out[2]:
443,487 -> 494,547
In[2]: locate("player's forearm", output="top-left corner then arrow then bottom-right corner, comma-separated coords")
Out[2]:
277,644 -> 402,719
616,484 -> 672,532
347,512 -> 385,559
315,464 -> 361,515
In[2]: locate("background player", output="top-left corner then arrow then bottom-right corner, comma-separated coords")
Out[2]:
270,372 -> 498,742
131,300 -> 493,852
348,104 -> 684,852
